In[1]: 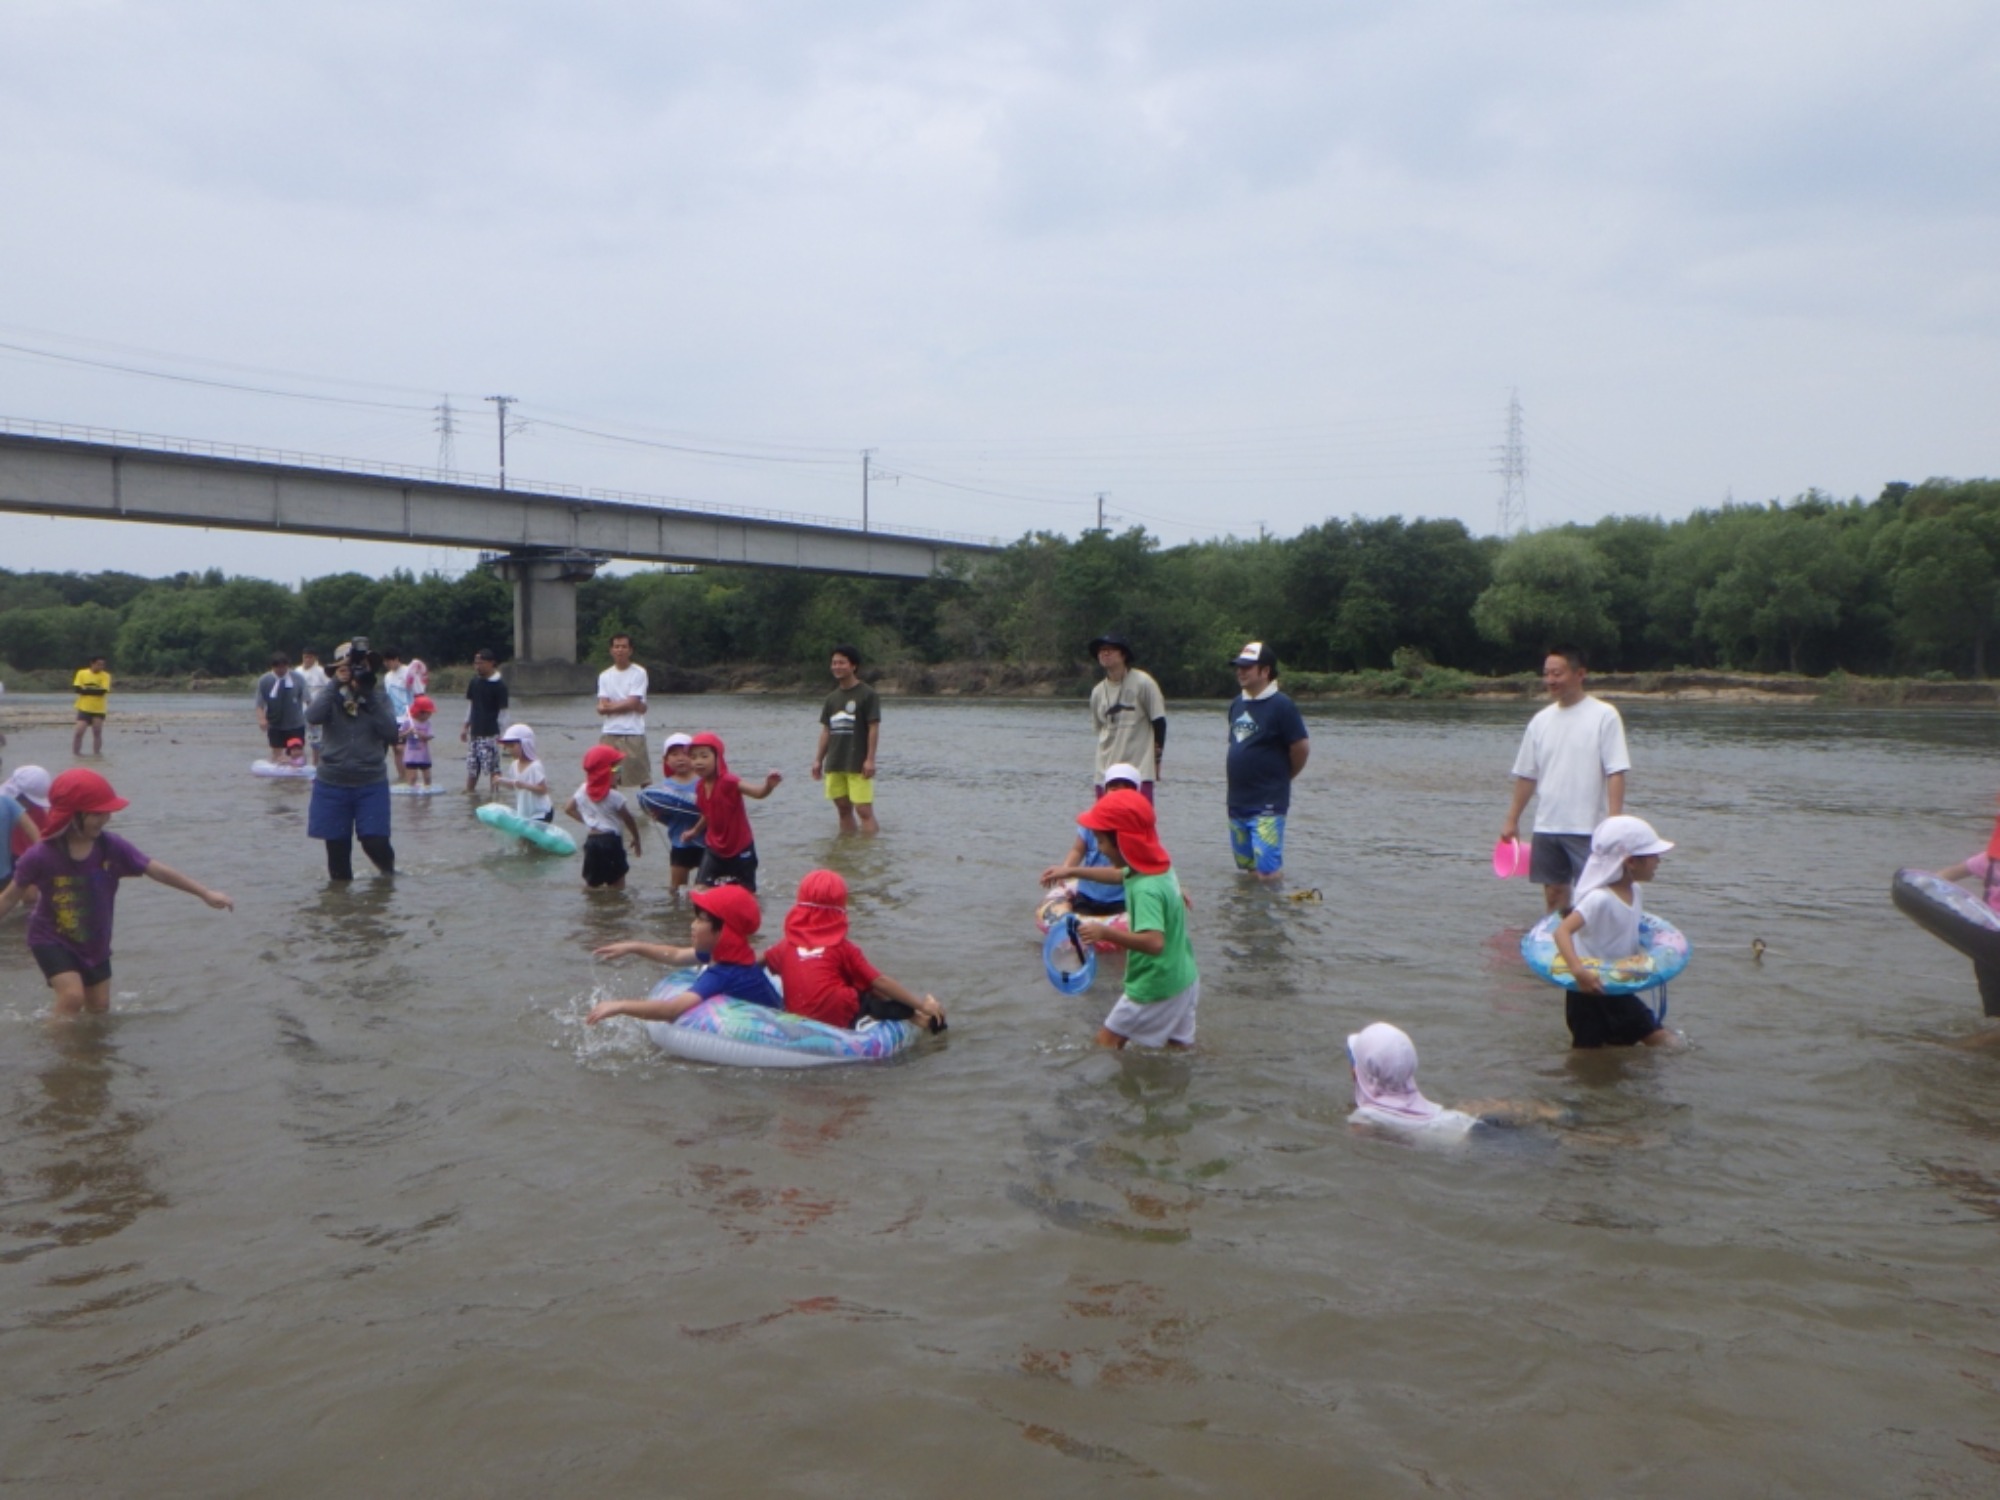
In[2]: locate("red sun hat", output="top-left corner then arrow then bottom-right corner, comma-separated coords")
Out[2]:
582,744 -> 624,802
1077,788 -> 1171,874
690,883 -> 763,964
782,869 -> 850,949
43,768 -> 129,837
410,695 -> 436,715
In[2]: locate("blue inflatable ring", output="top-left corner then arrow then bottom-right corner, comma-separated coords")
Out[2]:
1043,915 -> 1097,994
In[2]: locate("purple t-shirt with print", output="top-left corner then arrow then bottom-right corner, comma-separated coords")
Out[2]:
1967,853 -> 2000,913
11,830 -> 151,967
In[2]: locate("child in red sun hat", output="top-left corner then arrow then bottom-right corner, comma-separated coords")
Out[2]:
0,769 -> 233,1019
1072,789 -> 1199,1049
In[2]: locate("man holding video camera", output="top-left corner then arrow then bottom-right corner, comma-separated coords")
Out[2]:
304,637 -> 400,882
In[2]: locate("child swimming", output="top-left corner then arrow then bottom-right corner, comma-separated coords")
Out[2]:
1550,815 -> 1680,1049
1347,1022 -> 1564,1137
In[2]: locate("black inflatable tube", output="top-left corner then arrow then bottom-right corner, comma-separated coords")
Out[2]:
1891,868 -> 2000,972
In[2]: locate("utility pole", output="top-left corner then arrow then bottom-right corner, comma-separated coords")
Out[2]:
434,397 -> 457,474
486,395 -> 517,490
861,449 -> 874,532
1494,388 -> 1528,535
1095,492 -> 1110,531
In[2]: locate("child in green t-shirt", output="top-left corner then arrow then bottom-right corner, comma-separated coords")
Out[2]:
1073,789 -> 1199,1049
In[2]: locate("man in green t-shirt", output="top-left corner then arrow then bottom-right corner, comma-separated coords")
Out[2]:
811,643 -> 881,835
1073,790 -> 1199,1049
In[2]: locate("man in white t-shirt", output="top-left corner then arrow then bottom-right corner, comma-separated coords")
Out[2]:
296,648 -> 330,765
596,633 -> 651,789
1499,647 -> 1631,913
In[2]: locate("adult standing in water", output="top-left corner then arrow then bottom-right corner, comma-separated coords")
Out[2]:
596,633 -> 651,790
71,654 -> 111,756
811,644 -> 880,834
1500,646 -> 1630,914
1224,641 -> 1309,882
1087,632 -> 1167,800
305,640 -> 398,882
296,647 -> 329,766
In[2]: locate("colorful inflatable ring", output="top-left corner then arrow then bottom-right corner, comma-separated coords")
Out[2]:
640,970 -> 921,1067
476,801 -> 578,855
1892,868 -> 2000,970
250,759 -> 315,779
1043,915 -> 1097,994
1521,910 -> 1689,996
1036,883 -> 1129,952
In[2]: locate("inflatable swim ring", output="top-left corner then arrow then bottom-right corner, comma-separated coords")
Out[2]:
250,759 -> 315,779
1036,883 -> 1129,952
639,970 -> 921,1067
1043,915 -> 1097,994
1521,910 -> 1689,996
390,783 -> 446,797
476,801 -> 578,855
1891,867 -> 2000,970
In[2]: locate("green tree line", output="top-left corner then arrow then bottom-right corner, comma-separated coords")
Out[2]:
3,477 -> 1995,690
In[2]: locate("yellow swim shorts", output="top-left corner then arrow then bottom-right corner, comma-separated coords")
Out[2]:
823,771 -> 874,804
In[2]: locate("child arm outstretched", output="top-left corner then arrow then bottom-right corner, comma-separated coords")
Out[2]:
742,771 -> 784,799
593,940 -> 696,965
144,861 -> 233,911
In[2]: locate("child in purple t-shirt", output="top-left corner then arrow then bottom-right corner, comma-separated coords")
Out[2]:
1939,844 -> 2000,1019
0,769 -> 233,1019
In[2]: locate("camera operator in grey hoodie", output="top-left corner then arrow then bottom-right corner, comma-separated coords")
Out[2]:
304,638 -> 400,882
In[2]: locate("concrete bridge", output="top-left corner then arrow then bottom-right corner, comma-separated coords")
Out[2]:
0,425 -> 996,688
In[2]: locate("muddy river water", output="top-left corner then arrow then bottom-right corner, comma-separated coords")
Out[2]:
3,692 -> 1998,1496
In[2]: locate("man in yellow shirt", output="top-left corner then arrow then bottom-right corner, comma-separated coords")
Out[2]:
72,655 -> 111,755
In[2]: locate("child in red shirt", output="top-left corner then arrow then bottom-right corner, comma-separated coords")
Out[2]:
761,869 -> 946,1033
686,732 -> 782,892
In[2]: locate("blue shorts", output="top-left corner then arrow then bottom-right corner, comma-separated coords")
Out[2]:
308,779 -> 393,841
1228,812 -> 1286,876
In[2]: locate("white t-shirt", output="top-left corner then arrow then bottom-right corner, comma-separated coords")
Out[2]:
1510,695 -> 1630,834
511,758 -> 552,821
298,663 -> 329,694
1572,885 -> 1642,964
572,785 -> 627,835
597,665 -> 649,736
1349,1105 -> 1479,1138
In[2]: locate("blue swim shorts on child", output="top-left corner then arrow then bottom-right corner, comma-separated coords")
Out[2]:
1228,812 -> 1286,877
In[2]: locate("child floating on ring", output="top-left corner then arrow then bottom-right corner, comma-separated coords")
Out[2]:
588,884 -> 780,1025
763,870 -> 946,1034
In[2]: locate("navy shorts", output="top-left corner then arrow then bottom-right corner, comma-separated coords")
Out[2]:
1530,832 -> 1593,888
581,830 -> 630,887
669,844 -> 705,871
32,942 -> 113,988
1565,991 -> 1662,1048
696,846 -> 759,892
308,779 -> 393,841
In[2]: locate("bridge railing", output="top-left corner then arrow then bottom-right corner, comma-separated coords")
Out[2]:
0,414 -> 1001,548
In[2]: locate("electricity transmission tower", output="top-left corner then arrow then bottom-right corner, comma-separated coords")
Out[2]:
1494,389 -> 1528,535
434,397 -> 458,474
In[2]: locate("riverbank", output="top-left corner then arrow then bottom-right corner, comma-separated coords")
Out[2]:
3,661 -> 1995,706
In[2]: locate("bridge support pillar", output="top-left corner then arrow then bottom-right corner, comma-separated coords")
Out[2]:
482,547 -> 606,695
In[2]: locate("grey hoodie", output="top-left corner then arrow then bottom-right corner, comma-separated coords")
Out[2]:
305,681 -> 400,787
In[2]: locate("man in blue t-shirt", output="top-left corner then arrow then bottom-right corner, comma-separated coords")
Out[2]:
1224,641 -> 1310,880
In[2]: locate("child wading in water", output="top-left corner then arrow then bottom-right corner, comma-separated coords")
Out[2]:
1071,789 -> 1199,1049
399,695 -> 437,787
495,724 -> 553,821
763,869 -> 947,1033
588,884 -> 780,1025
565,745 -> 642,889
1551,815 -> 1680,1049
686,732 -> 781,891
1040,763 -> 1144,918
636,733 -> 706,894
0,769 -> 233,1018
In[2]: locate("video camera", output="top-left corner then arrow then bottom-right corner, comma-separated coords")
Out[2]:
334,636 -> 384,700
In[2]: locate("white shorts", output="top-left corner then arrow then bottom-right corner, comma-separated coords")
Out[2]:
1102,978 -> 1199,1048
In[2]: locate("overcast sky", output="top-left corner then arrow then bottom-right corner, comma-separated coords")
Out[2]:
2,0 -> 1994,582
